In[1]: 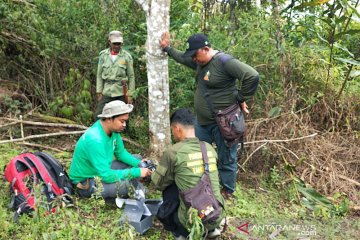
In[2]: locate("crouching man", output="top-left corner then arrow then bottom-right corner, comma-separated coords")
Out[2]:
151,108 -> 225,240
69,100 -> 152,199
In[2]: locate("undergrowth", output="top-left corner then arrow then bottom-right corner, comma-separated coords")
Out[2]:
0,143 -> 358,239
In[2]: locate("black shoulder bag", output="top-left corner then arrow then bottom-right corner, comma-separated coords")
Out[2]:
179,141 -> 222,224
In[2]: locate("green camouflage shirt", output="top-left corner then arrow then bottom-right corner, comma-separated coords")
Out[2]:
151,138 -> 225,229
96,48 -> 135,97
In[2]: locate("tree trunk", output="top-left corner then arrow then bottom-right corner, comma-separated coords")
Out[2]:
271,0 -> 295,110
135,0 -> 171,158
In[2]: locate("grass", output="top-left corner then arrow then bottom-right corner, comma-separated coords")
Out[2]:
0,143 -> 359,239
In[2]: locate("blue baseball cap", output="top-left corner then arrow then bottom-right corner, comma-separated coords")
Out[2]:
183,33 -> 211,57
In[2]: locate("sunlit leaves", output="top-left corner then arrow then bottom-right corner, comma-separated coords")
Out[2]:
295,0 -> 331,9
335,57 -> 360,66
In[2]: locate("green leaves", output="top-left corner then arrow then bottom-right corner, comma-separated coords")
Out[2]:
48,68 -> 93,124
335,57 -> 360,66
268,106 -> 282,118
350,70 -> 360,78
186,207 -> 205,240
294,178 -> 350,218
296,0 -> 331,9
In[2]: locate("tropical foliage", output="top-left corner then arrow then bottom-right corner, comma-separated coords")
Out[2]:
0,0 -> 359,239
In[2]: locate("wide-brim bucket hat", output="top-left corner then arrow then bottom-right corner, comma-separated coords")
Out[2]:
97,100 -> 133,118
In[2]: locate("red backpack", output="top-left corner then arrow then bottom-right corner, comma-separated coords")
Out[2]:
4,152 -> 73,220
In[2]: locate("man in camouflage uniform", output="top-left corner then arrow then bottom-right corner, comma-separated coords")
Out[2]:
151,108 -> 224,240
95,30 -> 135,117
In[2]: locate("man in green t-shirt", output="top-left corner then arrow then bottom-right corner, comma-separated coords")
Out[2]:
152,108 -> 224,240
95,30 -> 136,117
159,33 -> 259,198
69,100 -> 152,198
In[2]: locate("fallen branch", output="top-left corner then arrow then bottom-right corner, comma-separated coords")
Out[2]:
338,174 -> 360,187
239,133 -> 317,168
0,117 -> 146,151
0,129 -> 146,151
273,142 -> 299,160
0,117 -> 88,130
17,141 -> 67,152
0,121 -> 18,128
240,142 -> 268,168
242,133 -> 318,146
0,130 -> 86,144
122,137 -> 147,151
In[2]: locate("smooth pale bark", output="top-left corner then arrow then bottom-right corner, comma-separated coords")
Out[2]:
136,0 -> 171,158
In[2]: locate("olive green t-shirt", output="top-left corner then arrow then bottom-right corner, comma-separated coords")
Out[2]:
151,138 -> 225,229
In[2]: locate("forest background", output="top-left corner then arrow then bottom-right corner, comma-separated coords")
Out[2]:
0,0 -> 359,239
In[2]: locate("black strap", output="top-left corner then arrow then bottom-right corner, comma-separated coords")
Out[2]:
200,141 -> 228,231
199,141 -> 210,174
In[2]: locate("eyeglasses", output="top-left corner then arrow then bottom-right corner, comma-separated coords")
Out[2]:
112,42 -> 122,46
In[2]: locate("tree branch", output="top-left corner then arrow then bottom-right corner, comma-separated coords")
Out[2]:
0,130 -> 86,144
135,0 -> 149,12
239,133 -> 318,168
338,174 -> 360,187
0,117 -> 88,130
17,141 -> 67,152
242,133 -> 318,146
240,142 -> 268,168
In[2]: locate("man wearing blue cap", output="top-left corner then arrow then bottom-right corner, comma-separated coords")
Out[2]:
159,32 -> 259,198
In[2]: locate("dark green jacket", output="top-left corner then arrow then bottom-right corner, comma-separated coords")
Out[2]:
151,138 -> 225,229
166,48 -> 259,125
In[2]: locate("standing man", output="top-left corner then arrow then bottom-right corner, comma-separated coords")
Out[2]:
151,108 -> 225,240
159,33 -> 259,198
69,100 -> 152,199
95,30 -> 135,117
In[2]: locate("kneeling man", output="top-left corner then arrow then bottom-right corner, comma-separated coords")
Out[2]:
151,108 -> 225,239
69,100 -> 152,198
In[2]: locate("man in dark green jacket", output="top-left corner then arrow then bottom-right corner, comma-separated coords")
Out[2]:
70,100 -> 152,198
152,108 -> 225,240
159,33 -> 259,198
95,30 -> 135,117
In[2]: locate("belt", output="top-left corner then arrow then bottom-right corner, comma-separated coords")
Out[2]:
106,80 -> 119,83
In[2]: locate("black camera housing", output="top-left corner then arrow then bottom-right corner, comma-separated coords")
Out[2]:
138,159 -> 156,182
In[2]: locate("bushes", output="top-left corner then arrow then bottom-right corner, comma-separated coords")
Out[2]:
0,0 -> 146,123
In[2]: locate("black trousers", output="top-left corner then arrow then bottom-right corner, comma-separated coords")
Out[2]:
157,183 -> 189,237
75,160 -> 141,199
95,95 -> 125,119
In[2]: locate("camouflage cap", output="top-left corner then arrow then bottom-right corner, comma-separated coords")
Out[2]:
109,30 -> 123,43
